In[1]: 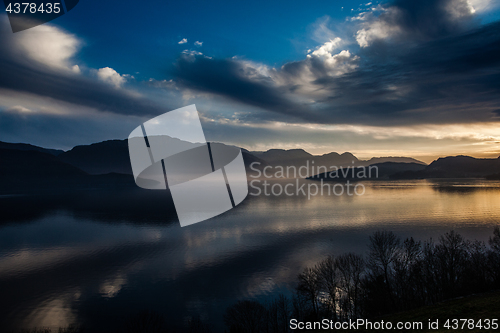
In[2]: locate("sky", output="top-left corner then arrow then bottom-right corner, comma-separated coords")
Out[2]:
1,0 -> 500,162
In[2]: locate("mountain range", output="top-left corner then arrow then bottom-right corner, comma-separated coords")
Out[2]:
394,155 -> 500,179
0,139 -> 499,193
0,141 -> 64,156
309,155 -> 500,180
250,149 -> 425,168
41,139 -> 426,177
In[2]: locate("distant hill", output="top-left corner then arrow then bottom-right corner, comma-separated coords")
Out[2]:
308,155 -> 500,180
58,140 -> 133,175
252,149 -> 314,164
394,155 -> 500,179
308,162 -> 427,181
2,139 -> 498,191
319,155 -> 500,180
363,156 -> 426,166
250,149 -> 425,177
239,149 -> 271,176
0,140 -> 425,180
0,141 -> 64,156
426,155 -> 500,177
57,139 -> 269,176
320,151 -> 359,165
251,149 -> 359,166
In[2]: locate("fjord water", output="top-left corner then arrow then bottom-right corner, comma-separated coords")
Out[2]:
0,179 -> 499,331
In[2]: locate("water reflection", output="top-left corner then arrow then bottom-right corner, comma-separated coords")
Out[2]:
0,179 -> 499,331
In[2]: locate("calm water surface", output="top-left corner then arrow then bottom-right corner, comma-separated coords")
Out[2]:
0,179 -> 499,331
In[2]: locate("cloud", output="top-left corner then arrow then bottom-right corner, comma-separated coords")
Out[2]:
182,49 -> 203,57
0,105 -> 147,150
194,41 -> 203,46
173,56 -> 306,118
97,67 -> 126,88
311,17 -> 339,43
169,0 -> 500,127
355,0 -> 478,47
0,19 -> 172,117
355,7 -> 404,47
468,0 -> 494,13
178,38 -> 188,44
6,105 -> 33,114
72,65 -> 81,74
14,24 -> 80,71
309,37 -> 342,56
173,35 -> 359,116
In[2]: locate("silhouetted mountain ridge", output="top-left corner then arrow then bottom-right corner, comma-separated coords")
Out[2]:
57,138 -> 270,175
408,155 -> 500,179
1,140 -> 498,194
251,149 -> 424,166
58,140 -> 132,175
250,149 -> 425,177
252,149 -> 313,163
309,155 -> 500,180
0,141 -> 64,156
308,162 -> 427,180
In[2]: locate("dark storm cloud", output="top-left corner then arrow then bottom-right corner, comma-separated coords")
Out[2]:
173,56 -> 309,119
324,21 -> 500,124
376,0 -> 476,41
171,0 -> 500,126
